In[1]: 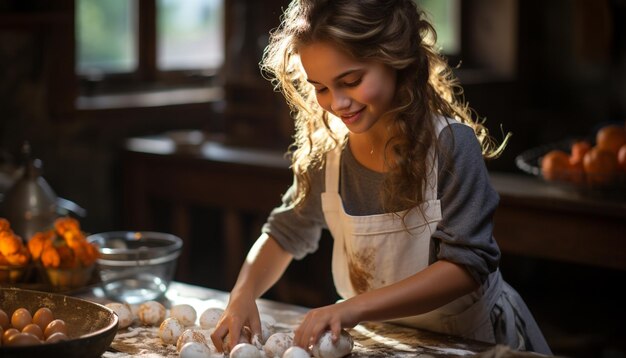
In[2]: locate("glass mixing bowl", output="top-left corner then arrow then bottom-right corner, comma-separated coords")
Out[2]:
87,231 -> 182,304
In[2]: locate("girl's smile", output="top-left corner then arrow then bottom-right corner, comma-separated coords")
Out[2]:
339,107 -> 365,125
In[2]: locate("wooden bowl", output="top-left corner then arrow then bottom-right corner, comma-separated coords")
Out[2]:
0,288 -> 118,358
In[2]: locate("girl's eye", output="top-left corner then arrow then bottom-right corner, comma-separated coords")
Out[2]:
315,87 -> 328,94
344,78 -> 362,87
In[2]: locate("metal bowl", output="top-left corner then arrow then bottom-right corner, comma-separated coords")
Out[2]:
86,231 -> 182,304
0,288 -> 118,358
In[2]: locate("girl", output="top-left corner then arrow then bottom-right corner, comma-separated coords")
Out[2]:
211,0 -> 552,355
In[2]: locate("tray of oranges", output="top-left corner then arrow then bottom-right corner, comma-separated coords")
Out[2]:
516,122 -> 626,198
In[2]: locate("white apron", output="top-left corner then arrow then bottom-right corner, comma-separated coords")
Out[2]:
320,118 -> 503,343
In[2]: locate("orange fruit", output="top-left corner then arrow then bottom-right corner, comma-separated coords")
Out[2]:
618,144 -> 626,172
596,125 -> 626,155
582,146 -> 618,186
569,140 -> 591,166
541,150 -> 572,182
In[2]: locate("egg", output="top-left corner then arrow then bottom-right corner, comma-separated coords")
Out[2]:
159,317 -> 185,345
2,327 -> 19,345
311,330 -> 353,358
6,332 -> 41,346
45,331 -> 69,343
199,307 -> 224,329
170,304 -> 197,326
21,323 -> 44,340
263,332 -> 294,358
176,328 -> 208,352
137,301 -> 166,326
230,342 -> 264,358
10,308 -> 32,331
179,341 -> 213,358
283,346 -> 311,358
0,309 -> 9,329
32,307 -> 54,331
106,302 -> 134,329
44,319 -> 68,339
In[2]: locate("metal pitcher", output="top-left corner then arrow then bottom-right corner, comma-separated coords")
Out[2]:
0,143 -> 59,241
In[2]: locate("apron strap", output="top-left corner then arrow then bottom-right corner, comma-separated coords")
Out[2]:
324,146 -> 342,194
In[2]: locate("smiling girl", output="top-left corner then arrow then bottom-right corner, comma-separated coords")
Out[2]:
211,0 -> 552,355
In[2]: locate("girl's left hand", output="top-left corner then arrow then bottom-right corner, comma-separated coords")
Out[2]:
293,300 -> 360,349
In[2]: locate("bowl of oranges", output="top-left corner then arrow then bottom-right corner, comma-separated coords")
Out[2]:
516,121 -> 626,198
0,218 -> 32,284
28,217 -> 99,291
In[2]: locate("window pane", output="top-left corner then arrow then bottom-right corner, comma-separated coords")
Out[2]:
157,0 -> 224,71
418,0 -> 460,55
76,0 -> 137,75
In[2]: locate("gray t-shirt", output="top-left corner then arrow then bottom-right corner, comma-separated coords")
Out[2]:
262,122 -> 501,284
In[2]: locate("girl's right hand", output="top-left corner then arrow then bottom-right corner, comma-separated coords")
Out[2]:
210,292 -> 262,352
210,234 -> 294,352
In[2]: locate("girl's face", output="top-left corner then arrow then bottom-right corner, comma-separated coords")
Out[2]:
299,41 -> 397,134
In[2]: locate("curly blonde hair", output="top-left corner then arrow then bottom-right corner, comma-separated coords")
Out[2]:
260,0 -> 509,211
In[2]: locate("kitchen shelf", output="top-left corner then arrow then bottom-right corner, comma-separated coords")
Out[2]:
122,136 -> 626,273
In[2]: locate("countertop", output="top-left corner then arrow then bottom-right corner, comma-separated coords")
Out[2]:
76,281 -> 511,357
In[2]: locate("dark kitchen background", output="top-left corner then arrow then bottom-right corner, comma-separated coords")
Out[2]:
0,1 -> 624,357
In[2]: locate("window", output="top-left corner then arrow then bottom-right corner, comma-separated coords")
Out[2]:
76,0 -> 224,92
157,0 -> 223,71
77,0 -> 136,75
418,0 -> 461,56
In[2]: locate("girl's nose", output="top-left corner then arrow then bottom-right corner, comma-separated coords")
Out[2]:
330,92 -> 350,113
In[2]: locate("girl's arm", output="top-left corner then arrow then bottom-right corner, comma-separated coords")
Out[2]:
293,259 -> 479,348
211,233 -> 293,352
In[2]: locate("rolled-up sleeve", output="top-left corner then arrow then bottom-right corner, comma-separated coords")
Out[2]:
432,124 -> 501,284
261,171 -> 326,260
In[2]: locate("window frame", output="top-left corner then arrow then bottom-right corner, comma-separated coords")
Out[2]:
78,0 -> 223,96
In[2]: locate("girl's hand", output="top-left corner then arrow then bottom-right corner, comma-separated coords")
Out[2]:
210,293 -> 262,352
293,300 -> 360,349
210,234 -> 293,352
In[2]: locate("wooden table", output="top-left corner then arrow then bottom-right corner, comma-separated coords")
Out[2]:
77,281 -> 501,357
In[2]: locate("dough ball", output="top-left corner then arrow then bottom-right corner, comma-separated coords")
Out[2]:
311,330 -> 353,358
260,319 -> 274,344
223,326 -> 252,353
196,329 -> 217,351
263,332 -> 294,358
128,303 -> 140,321
179,341 -> 213,358
170,304 -> 197,326
177,328 -> 208,353
105,302 -> 134,329
250,333 -> 264,350
230,342 -> 264,358
260,313 -> 276,327
283,346 -> 311,358
138,301 -> 166,326
199,307 -> 224,329
159,317 -> 184,345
